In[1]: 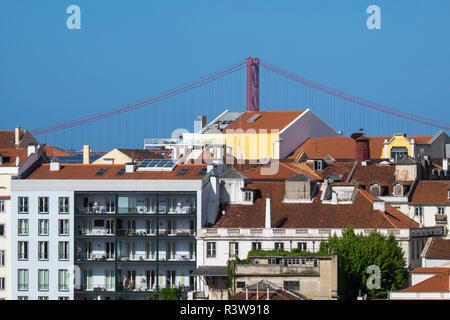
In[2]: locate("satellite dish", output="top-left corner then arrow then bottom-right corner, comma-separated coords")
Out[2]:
259,157 -> 271,165
15,156 -> 19,167
170,128 -> 189,142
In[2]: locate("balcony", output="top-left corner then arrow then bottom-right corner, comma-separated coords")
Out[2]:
76,207 -> 116,215
158,253 -> 196,262
435,214 -> 448,224
76,206 -> 196,216
75,254 -> 116,262
115,228 -> 196,237
76,228 -> 115,237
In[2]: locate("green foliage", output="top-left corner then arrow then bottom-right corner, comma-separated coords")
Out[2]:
320,226 -> 408,300
444,226 -> 448,238
151,288 -> 181,300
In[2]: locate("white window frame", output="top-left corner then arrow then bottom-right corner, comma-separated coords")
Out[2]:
38,269 -> 49,292
58,270 -> 69,292
38,197 -> 49,214
438,207 -> 445,215
298,242 -> 307,251
58,219 -> 69,236
229,242 -> 239,259
0,277 -> 4,290
18,197 -> 28,214
18,269 -> 28,291
38,219 -> 49,236
18,219 -> 28,236
59,197 -> 69,214
0,250 -> 5,266
18,241 -> 28,260
38,241 -> 49,261
58,242 -> 69,261
206,242 -> 216,258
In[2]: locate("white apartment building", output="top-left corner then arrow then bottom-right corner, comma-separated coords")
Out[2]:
10,159 -> 221,300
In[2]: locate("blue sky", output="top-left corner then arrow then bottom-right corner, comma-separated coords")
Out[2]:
0,1 -> 449,149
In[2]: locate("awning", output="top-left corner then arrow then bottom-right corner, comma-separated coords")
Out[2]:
190,266 -> 228,277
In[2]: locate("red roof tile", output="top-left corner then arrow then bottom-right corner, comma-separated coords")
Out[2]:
26,163 -> 208,180
0,130 -> 23,149
425,239 -> 450,260
0,148 -> 28,167
410,181 -> 450,204
411,267 -> 450,274
44,146 -> 71,157
213,181 -> 419,229
400,270 -> 450,293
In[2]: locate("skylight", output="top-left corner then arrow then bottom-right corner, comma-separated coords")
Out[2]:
95,168 -> 108,176
116,168 -> 125,176
247,114 -> 261,122
177,168 -> 189,176
197,167 -> 207,176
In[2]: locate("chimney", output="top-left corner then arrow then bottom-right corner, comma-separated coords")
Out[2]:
15,126 -> 21,146
83,145 -> 90,164
443,158 -> 449,172
50,160 -> 60,171
373,200 -> 386,212
265,194 -> 271,229
354,135 -> 370,163
125,162 -> 136,173
27,143 -> 37,157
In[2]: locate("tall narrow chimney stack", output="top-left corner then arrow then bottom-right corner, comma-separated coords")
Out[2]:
15,126 -> 20,146
83,145 -> 91,165
265,194 -> 271,229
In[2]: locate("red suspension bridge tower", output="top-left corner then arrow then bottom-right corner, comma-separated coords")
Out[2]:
246,57 -> 260,111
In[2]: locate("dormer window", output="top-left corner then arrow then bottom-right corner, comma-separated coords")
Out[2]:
370,183 -> 381,197
314,160 -> 325,171
244,191 -> 253,202
393,184 -> 403,197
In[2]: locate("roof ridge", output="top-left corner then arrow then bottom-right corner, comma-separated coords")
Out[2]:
358,188 -> 402,229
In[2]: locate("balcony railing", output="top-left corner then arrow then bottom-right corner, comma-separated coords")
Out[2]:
75,254 -> 116,262
435,214 -> 447,224
77,228 -> 115,236
76,206 -> 196,215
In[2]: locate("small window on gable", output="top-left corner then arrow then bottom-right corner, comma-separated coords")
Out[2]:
314,160 -> 323,171
370,184 -> 381,197
393,184 -> 403,196
243,191 -> 253,203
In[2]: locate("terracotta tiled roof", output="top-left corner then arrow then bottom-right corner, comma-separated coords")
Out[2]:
400,270 -> 450,293
350,164 -> 399,195
44,146 -> 71,157
288,136 -> 388,160
410,181 -> 450,204
213,181 -> 419,229
25,163 -> 208,180
411,267 -> 450,274
425,239 -> 450,259
224,111 -> 304,132
0,130 -> 24,149
0,148 -> 28,167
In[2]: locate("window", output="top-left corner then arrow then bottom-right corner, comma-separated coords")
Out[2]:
38,241 -> 49,260
0,200 -> 4,213
206,242 -> 216,258
412,241 -> 415,259
0,224 -> 4,237
297,242 -> 307,251
146,219 -> 156,235
58,296 -> 69,300
314,160 -> 323,170
59,197 -> 69,214
0,250 -> 5,266
58,270 -> 69,291
18,219 -> 28,236
393,184 -> 403,196
370,184 -> 381,197
38,197 -> 49,214
18,241 -> 28,260
18,197 -> 28,214
38,269 -> 49,291
59,242 -> 69,261
105,270 -> 115,291
59,219 -> 69,236
229,242 -> 239,259
252,242 -> 262,250
283,281 -> 300,290
390,147 -> 408,162
17,296 -> 28,300
105,197 -> 115,213
415,207 -> 423,217
438,207 -> 445,215
38,296 -> 49,300
0,277 -> 4,290
18,269 -> 28,291
275,242 -> 284,250
236,281 -> 246,289
244,191 -> 253,202
38,219 -> 49,236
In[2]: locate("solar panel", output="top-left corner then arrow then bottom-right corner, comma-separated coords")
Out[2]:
95,168 -> 108,176
177,168 -> 189,176
137,159 -> 179,171
197,167 -> 207,176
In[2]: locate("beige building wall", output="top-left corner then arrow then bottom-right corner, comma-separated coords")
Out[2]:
92,148 -> 132,164
234,255 -> 338,300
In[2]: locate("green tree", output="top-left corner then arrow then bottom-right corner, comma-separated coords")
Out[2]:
151,288 -> 181,300
319,226 -> 408,300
